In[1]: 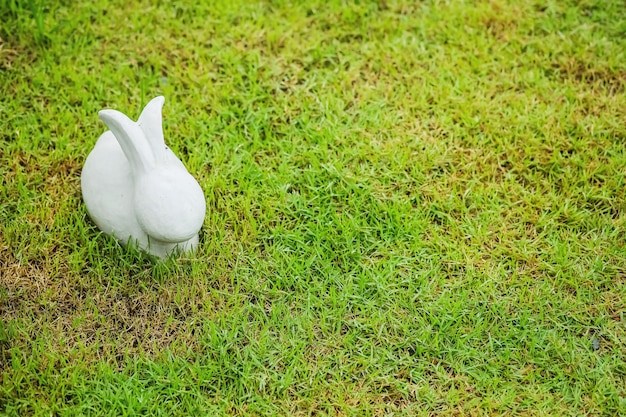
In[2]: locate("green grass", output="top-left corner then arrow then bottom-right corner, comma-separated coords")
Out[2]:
1,0 -> 626,415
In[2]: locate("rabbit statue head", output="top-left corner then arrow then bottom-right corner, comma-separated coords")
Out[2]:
81,96 -> 206,258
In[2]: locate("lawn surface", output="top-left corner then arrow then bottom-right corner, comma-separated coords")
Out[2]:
1,0 -> 626,415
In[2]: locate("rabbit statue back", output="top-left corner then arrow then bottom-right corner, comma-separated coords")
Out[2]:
81,96 -> 206,258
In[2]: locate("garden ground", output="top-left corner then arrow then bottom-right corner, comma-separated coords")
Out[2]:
1,0 -> 625,415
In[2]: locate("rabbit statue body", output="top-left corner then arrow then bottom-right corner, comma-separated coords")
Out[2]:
81,96 -> 206,258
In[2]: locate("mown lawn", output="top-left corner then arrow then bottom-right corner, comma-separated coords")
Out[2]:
1,0 -> 625,415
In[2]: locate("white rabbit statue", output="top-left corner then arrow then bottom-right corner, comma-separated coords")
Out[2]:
81,96 -> 206,258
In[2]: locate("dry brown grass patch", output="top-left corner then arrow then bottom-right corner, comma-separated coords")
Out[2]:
0,247 -> 223,369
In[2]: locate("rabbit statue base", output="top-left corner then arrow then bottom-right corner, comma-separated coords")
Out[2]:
81,96 -> 206,258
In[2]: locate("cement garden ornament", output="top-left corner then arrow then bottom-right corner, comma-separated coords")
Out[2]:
81,96 -> 206,258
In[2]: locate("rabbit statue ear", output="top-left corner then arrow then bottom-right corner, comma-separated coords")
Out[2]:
138,96 -> 167,163
99,109 -> 156,173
